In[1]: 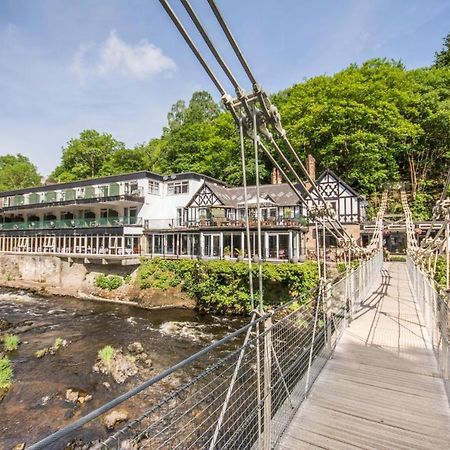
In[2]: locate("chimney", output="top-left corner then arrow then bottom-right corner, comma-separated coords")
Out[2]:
306,154 -> 316,181
271,167 -> 282,185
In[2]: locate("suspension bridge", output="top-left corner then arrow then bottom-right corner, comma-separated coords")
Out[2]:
29,1 -> 450,448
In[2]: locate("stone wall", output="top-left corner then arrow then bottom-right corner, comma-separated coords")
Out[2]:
0,254 -> 193,309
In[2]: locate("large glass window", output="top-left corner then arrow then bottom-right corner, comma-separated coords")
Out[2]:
167,181 -> 189,195
154,235 -> 164,254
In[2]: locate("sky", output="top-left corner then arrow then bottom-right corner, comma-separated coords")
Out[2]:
1,0 -> 450,176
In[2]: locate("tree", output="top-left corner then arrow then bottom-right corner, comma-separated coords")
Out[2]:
0,154 -> 41,191
51,130 -> 125,181
434,32 -> 450,68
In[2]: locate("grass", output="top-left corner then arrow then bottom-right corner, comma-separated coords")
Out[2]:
35,348 -> 47,359
98,345 -> 115,369
3,334 -> 20,352
0,356 -> 13,390
52,337 -> 65,350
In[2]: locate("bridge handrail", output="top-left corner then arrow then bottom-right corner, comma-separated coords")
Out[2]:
406,256 -> 449,383
29,251 -> 383,450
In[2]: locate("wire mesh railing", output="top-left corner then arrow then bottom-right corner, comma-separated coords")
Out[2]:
29,251 -> 383,450
406,256 -> 449,384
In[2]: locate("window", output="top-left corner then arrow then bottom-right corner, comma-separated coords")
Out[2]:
148,180 -> 160,195
167,181 -> 189,195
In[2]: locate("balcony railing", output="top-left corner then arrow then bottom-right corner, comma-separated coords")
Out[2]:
0,216 -> 141,231
1,188 -> 145,210
144,217 -> 309,230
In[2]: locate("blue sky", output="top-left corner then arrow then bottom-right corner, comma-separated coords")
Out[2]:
1,0 -> 449,176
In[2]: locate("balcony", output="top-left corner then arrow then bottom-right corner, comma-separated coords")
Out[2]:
0,216 -> 142,232
0,187 -> 145,212
144,216 -> 309,230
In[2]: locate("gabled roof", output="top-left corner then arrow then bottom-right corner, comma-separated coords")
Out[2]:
189,181 -> 307,207
312,169 -> 363,199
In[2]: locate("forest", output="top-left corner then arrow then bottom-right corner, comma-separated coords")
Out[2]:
3,33 -> 450,219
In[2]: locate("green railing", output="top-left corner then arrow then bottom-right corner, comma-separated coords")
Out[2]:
0,216 -> 140,231
2,186 -> 144,208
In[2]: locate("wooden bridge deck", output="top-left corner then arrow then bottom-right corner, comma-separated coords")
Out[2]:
278,262 -> 450,449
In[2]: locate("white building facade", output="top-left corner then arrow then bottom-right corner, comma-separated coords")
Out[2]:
0,169 -> 366,263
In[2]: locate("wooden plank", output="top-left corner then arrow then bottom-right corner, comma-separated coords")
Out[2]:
277,262 -> 450,449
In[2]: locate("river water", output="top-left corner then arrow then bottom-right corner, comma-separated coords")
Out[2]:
0,288 -> 245,449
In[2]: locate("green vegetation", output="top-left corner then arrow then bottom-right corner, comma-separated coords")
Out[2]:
3,334 -> 20,352
34,337 -> 68,358
137,258 -> 319,314
52,337 -> 65,350
35,348 -> 47,359
0,154 -> 41,192
95,274 -> 124,291
388,255 -> 406,262
336,260 -> 360,274
98,345 -> 115,370
434,32 -> 450,69
0,356 -> 13,390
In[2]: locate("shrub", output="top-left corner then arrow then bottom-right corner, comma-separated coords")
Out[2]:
0,356 -> 13,390
98,345 -> 115,370
3,334 -> 20,352
96,274 -> 124,290
124,274 -> 132,284
137,258 -> 319,314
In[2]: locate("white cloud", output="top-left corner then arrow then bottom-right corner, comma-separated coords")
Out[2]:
70,30 -> 176,80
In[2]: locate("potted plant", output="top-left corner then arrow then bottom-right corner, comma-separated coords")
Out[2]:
236,248 -> 244,261
223,246 -> 232,260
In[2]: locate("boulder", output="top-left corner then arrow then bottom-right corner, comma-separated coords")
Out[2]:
102,409 -> 129,430
0,318 -> 12,332
93,349 -> 138,384
127,342 -> 144,354
65,388 -> 92,404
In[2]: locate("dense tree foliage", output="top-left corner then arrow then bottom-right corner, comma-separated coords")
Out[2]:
51,130 -> 126,181
434,32 -> 450,68
0,154 -> 41,191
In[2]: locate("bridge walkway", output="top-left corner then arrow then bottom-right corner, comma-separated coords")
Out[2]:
278,261 -> 450,449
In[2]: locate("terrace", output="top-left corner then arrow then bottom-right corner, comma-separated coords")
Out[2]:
0,216 -> 141,231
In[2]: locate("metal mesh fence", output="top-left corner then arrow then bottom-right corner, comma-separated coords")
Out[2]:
30,251 -> 383,450
406,257 -> 449,383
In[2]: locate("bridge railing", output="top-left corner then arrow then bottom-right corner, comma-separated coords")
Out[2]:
406,257 -> 449,382
29,251 -> 383,450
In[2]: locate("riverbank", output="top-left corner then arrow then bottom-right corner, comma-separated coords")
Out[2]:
0,287 -> 245,448
0,253 -> 194,310
0,254 -> 319,315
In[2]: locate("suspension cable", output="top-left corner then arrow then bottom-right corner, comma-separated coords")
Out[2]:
206,0 -> 258,86
158,0 -> 226,96
239,117 -> 255,311
180,0 -> 241,94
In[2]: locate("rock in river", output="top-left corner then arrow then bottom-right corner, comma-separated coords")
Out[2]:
127,341 -> 144,354
102,409 -> 129,430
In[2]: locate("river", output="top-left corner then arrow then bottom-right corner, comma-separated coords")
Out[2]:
0,288 -> 245,449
